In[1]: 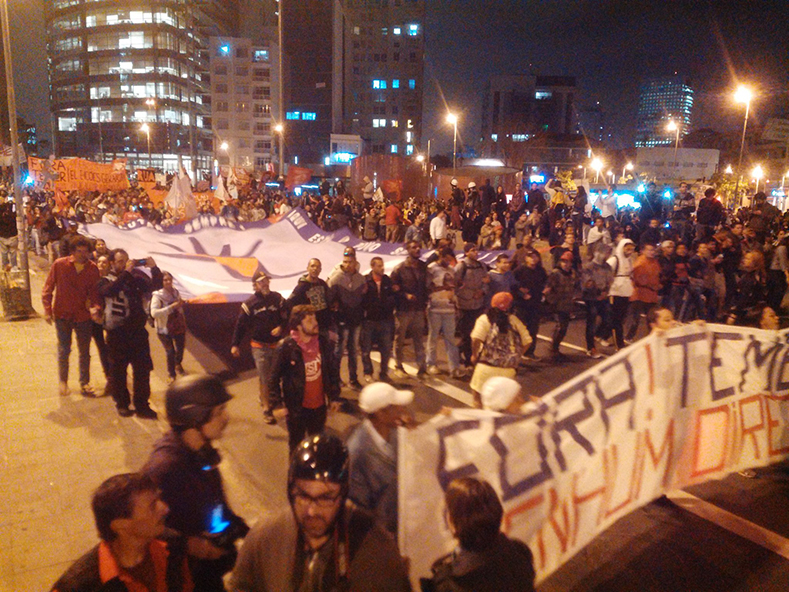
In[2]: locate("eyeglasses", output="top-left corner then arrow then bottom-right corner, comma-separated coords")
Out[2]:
291,489 -> 343,508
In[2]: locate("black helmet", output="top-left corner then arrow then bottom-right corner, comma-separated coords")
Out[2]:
165,375 -> 232,430
288,433 -> 349,493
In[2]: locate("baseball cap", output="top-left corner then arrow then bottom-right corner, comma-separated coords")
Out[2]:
359,382 -> 414,414
480,376 -> 521,412
490,292 -> 513,310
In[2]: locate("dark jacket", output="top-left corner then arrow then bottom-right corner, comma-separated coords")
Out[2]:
287,275 -> 333,329
362,272 -> 396,322
513,264 -> 547,310
51,536 -> 192,592
391,258 -> 428,311
268,333 -> 341,416
425,533 -> 535,592
231,291 -> 287,347
98,267 -> 163,331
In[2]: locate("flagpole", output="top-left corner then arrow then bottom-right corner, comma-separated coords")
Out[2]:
1,0 -> 34,318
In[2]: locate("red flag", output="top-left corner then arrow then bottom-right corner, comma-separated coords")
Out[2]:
54,188 -> 69,210
285,166 -> 313,190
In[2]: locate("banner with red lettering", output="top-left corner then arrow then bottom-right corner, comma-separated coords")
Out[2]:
399,324 -> 789,586
28,157 -> 130,192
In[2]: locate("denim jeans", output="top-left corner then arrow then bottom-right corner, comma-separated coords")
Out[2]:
427,311 -> 460,371
157,332 -> 186,379
0,235 -> 17,268
584,300 -> 611,350
335,320 -> 361,382
394,309 -> 426,370
360,318 -> 394,378
251,345 -> 278,408
55,318 -> 92,384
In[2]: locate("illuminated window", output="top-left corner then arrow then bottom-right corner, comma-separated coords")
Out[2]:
218,44 -> 230,56
391,120 -> 399,128
535,91 -> 552,100
286,111 -> 300,120
390,144 -> 398,154
253,49 -> 269,62
406,144 -> 414,155
302,112 -> 316,121
393,27 -> 401,35
409,79 -> 415,89
408,24 -> 419,36
372,79 -> 387,89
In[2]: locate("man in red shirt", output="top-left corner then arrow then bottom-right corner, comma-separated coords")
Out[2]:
625,243 -> 662,343
42,235 -> 101,396
269,305 -> 342,452
51,472 -> 193,592
385,200 -> 402,243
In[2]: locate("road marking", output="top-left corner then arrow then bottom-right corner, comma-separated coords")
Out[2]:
370,352 -> 476,407
535,333 -> 610,356
667,489 -> 789,560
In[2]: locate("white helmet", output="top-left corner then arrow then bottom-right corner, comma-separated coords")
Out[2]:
468,181 -> 477,189
450,178 -> 458,187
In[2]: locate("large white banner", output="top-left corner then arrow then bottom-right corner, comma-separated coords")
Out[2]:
399,324 -> 789,585
83,208 -> 505,304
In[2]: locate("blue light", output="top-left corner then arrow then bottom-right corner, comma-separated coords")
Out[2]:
23,175 -> 35,186
219,44 -> 230,55
615,193 -> 641,209
409,79 -> 416,90
529,174 -> 545,184
208,505 -> 231,534
286,111 -> 300,120
332,152 -> 355,163
663,190 -> 672,200
392,79 -> 400,89
637,184 -> 646,193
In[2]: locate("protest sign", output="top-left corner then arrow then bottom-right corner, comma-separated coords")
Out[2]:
28,157 -> 130,192
399,324 -> 789,585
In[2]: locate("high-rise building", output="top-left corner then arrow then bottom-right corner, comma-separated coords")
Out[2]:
481,75 -> 576,144
634,76 -> 693,148
46,0 -> 239,175
576,103 -> 607,144
280,0 -> 335,168
209,37 -> 276,171
338,0 -> 426,158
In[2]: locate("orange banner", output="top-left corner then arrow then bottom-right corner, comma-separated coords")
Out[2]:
28,157 -> 130,192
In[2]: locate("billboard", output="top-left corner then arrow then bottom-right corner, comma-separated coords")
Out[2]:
635,148 -> 720,182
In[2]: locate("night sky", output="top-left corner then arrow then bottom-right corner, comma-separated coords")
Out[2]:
8,0 -> 789,155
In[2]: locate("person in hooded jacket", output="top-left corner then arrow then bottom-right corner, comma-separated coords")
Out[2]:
512,250 -> 547,360
606,239 -> 635,349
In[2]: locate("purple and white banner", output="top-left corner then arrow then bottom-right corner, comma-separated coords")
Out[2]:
83,208 -> 504,303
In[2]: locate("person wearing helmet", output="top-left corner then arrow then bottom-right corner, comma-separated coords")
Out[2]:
450,178 -> 464,230
143,375 -> 249,592
231,433 -> 411,592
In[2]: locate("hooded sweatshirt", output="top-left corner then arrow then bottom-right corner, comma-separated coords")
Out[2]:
606,239 -> 635,298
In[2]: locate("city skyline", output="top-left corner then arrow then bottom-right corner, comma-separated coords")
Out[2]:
6,0 -> 789,158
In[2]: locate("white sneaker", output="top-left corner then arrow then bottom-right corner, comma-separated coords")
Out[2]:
426,365 -> 441,376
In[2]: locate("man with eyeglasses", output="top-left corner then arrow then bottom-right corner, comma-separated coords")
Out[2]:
231,433 -> 412,592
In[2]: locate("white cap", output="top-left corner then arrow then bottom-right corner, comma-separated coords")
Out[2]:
468,181 -> 477,189
480,377 -> 521,411
359,382 -> 414,414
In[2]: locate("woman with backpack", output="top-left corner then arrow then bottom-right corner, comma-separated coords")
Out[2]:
468,292 -> 531,408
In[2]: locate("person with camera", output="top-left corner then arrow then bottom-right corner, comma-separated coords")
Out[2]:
151,271 -> 189,384
98,248 -> 163,418
230,433 -> 411,592
144,375 -> 249,592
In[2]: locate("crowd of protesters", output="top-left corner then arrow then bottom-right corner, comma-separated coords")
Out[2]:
34,166 -> 789,591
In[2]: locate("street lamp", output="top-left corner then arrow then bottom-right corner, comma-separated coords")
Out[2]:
622,161 -> 633,181
446,112 -> 458,177
590,158 -> 603,183
734,85 -> 753,205
752,164 -> 764,194
274,124 -> 284,176
725,164 -> 733,175
139,123 -> 151,168
666,120 -> 680,171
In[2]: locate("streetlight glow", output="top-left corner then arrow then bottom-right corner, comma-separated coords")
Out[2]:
415,154 -> 425,163
666,120 -> 677,132
734,85 -> 753,105
725,165 -> 733,175
220,141 -> 229,151
446,113 -> 457,125
752,164 -> 764,194
447,112 -> 459,176
590,157 -> 603,183
274,124 -> 284,133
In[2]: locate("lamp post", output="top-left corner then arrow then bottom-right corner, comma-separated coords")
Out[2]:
666,120 -> 680,173
446,112 -> 458,177
622,162 -> 633,182
140,123 -> 151,168
274,124 -> 284,177
725,164 -> 733,175
734,85 -> 753,206
590,158 -> 603,183
752,165 -> 764,195
0,0 -> 33,317
220,141 -> 233,168
277,0 -> 285,179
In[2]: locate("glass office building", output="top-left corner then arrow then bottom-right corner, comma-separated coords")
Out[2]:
46,0 -> 238,176
634,76 -> 693,148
